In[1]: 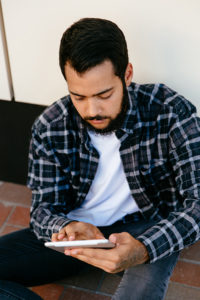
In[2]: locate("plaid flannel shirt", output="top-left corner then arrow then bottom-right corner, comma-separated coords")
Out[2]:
27,82 -> 200,263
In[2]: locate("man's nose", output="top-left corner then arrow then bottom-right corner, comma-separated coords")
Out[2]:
87,99 -> 101,117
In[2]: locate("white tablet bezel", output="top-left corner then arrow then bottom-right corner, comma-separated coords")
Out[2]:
45,239 -> 115,253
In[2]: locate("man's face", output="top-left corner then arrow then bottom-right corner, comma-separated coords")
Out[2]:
65,60 -> 132,133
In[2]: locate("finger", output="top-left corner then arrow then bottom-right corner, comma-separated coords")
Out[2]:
58,226 -> 76,241
57,227 -> 67,240
68,247 -> 117,262
95,227 -> 105,239
64,222 -> 81,240
95,232 -> 105,239
64,229 -> 76,241
51,233 -> 59,242
74,222 -> 104,239
65,248 -> 114,272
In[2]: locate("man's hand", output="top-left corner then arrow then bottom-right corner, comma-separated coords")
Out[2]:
51,221 -> 105,242
64,232 -> 149,273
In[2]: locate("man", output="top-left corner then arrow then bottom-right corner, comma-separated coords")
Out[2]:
0,18 -> 200,300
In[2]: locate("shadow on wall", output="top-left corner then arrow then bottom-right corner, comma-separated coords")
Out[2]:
0,100 -> 46,185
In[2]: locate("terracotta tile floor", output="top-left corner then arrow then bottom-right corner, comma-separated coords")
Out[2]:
0,181 -> 200,299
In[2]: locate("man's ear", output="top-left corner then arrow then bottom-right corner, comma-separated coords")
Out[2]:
124,63 -> 133,87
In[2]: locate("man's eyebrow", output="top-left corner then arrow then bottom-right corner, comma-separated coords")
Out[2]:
69,87 -> 114,98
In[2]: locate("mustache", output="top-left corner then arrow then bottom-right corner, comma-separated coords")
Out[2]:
84,115 -> 109,121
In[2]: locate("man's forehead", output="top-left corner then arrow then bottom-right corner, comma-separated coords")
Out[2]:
65,61 -> 120,97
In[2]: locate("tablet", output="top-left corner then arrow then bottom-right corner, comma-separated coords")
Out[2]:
45,239 -> 115,253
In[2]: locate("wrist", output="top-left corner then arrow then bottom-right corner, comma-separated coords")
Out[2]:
136,239 -> 150,264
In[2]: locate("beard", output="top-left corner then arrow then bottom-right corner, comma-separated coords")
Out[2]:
81,82 -> 129,135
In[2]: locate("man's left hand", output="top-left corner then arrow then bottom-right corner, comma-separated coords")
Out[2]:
64,232 -> 149,273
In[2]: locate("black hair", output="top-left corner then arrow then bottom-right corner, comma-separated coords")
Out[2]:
59,18 -> 129,80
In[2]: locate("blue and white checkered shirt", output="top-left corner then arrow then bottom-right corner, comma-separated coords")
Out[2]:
27,82 -> 200,263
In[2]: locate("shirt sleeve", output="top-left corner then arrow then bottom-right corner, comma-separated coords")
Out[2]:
137,101 -> 200,263
27,123 -> 74,241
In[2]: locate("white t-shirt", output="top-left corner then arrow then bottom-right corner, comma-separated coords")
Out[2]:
67,131 -> 139,226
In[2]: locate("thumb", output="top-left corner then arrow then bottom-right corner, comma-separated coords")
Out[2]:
109,232 -> 126,245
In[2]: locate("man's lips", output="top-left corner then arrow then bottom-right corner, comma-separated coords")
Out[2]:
88,119 -> 107,124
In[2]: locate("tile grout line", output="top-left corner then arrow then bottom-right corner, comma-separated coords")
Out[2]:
96,271 -> 106,292
0,222 -> 6,235
0,200 -> 31,208
169,281 -> 200,291
60,284 -> 112,297
58,286 -> 69,300
3,223 -> 27,230
5,205 -> 16,223
0,205 -> 16,235
179,257 -> 200,266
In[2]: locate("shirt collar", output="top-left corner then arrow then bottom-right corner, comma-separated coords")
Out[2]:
119,86 -> 137,134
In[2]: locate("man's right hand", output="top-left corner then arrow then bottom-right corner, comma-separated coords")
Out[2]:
51,221 -> 105,242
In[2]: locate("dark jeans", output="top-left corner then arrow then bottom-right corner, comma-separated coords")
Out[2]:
0,280 -> 42,300
0,218 -> 179,300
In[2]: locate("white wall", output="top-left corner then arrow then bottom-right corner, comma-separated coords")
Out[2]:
0,17 -> 11,100
1,0 -> 200,114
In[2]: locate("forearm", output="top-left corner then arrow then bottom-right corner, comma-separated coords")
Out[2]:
28,123 -> 73,241
30,191 -> 73,241
30,208 -> 71,241
137,201 -> 200,263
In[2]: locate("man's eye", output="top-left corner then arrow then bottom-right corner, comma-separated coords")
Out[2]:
100,94 -> 112,99
75,96 -> 84,101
